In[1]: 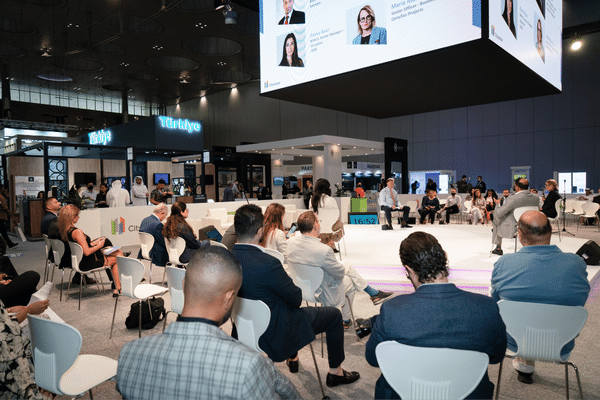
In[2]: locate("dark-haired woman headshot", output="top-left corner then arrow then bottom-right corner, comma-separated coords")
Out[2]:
162,201 -> 207,264
502,0 -> 516,38
279,33 -> 304,67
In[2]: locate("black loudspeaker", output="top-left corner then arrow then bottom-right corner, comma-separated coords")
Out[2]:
576,240 -> 600,265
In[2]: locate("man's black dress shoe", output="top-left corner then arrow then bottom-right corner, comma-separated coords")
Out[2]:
491,248 -> 503,256
325,370 -> 360,387
286,359 -> 299,373
517,371 -> 533,384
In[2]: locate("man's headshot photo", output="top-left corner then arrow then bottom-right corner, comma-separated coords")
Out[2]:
278,0 -> 305,25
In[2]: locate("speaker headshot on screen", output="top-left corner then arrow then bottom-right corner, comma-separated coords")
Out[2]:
502,0 -> 516,38
278,0 -> 305,25
352,5 -> 387,45
536,19 -> 545,62
279,33 -> 304,67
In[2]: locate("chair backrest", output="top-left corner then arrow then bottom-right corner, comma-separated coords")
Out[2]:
209,240 -> 228,249
318,207 -> 340,234
581,202 -> 600,217
28,314 -> 83,396
68,242 -> 84,273
553,199 -> 563,218
164,237 -> 186,265
138,232 -> 155,261
166,266 -> 186,314
117,257 -> 145,298
286,262 -> 324,303
406,200 -> 418,214
50,239 -> 65,263
262,247 -> 284,265
375,341 -> 489,400
497,300 -> 588,362
43,234 -> 52,259
513,206 -> 539,222
463,200 -> 472,211
231,297 -> 271,353
207,208 -> 228,224
569,200 -> 585,214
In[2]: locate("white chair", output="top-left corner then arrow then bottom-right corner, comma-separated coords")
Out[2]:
318,207 -> 346,258
165,237 -> 189,272
66,242 -> 106,310
512,206 -> 539,251
163,265 -> 186,331
406,200 -> 418,221
49,239 -> 67,302
283,204 -> 297,228
230,297 -> 271,354
110,257 -> 168,339
207,207 -> 233,230
209,240 -> 229,249
578,202 -> 599,231
262,247 -> 285,265
547,199 -> 562,241
568,200 -> 585,226
462,200 -> 472,224
139,232 -> 164,285
378,197 -> 401,226
375,341 -> 489,400
28,314 -> 118,398
495,300 -> 588,400
42,234 -> 56,283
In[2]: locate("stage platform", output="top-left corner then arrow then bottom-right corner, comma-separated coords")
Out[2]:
341,223 -> 600,299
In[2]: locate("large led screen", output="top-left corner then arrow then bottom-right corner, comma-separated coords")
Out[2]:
489,0 -> 561,90
260,0 -> 482,93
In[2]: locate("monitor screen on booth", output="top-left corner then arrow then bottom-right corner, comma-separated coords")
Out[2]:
273,177 -> 284,186
153,173 -> 170,185
260,0 -> 482,94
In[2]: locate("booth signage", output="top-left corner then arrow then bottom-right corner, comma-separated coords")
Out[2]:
89,129 -> 112,145
158,116 -> 202,133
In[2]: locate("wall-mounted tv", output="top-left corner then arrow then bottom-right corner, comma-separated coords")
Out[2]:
273,177 -> 284,186
153,173 -> 170,185
74,172 -> 97,186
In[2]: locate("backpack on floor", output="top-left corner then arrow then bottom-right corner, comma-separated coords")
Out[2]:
125,297 -> 165,330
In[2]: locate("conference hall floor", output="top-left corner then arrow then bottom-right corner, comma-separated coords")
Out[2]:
8,219 -> 600,400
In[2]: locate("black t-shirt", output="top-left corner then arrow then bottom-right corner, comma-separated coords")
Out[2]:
361,35 -> 371,44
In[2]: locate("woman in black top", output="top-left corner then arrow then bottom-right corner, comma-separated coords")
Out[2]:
162,202 -> 208,264
541,179 -> 561,218
95,183 -> 109,208
420,190 -> 440,224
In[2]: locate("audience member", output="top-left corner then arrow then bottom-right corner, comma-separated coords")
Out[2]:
117,247 -> 301,400
312,178 -> 346,250
366,232 -> 507,399
288,211 -> 394,328
59,204 -> 123,295
577,188 -> 593,202
162,202 -> 208,264
469,189 -> 486,225
232,180 -> 241,198
499,189 -> 510,206
0,186 -> 17,249
231,204 -> 360,387
131,176 -> 149,206
95,183 -> 109,208
485,189 -> 498,221
456,175 -> 471,194
107,180 -> 131,207
139,203 -> 169,268
302,180 -> 313,209
80,182 -> 97,201
379,178 -> 411,229
260,203 -> 289,262
222,181 -> 235,202
438,188 -> 461,224
419,189 -> 440,224
491,211 -> 590,384
540,180 -> 560,219
474,175 -> 487,195
425,179 -> 437,192
354,182 -> 365,198
0,242 -> 40,307
256,182 -> 267,200
150,179 -> 173,205
491,178 -> 539,255
37,191 -> 45,199
41,197 -> 60,235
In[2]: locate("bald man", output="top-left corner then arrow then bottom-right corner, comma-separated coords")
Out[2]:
117,247 -> 300,400
491,178 -> 539,255
491,211 -> 590,384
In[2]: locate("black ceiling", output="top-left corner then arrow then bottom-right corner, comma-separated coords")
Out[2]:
0,0 -> 261,109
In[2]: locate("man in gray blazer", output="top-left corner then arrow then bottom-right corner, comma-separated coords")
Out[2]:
491,178 -> 540,255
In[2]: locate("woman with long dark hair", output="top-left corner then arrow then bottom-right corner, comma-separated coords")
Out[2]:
469,189 -> 486,225
485,189 -> 498,221
279,33 -> 304,67
311,178 -> 343,252
162,201 -> 206,264
260,203 -> 288,261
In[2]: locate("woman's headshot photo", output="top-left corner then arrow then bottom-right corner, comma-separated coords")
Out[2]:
352,5 -> 387,45
536,18 -> 545,62
279,32 -> 304,67
502,0 -> 516,38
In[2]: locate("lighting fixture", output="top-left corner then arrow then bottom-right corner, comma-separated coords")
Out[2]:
214,0 -> 227,10
571,37 -> 583,51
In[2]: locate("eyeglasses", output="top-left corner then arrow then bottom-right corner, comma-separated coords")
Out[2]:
359,16 -> 372,23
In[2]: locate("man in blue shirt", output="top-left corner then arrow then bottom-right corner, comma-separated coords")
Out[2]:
379,178 -> 412,229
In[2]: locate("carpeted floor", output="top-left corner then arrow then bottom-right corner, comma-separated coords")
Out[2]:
8,219 -> 600,400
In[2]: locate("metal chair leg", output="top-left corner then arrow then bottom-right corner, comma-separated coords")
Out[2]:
65,270 -> 74,302
59,268 -> 65,302
308,342 -> 327,400
109,295 -> 119,339
78,273 -> 83,310
138,300 -> 143,338
345,294 -> 360,341
89,388 -> 94,400
494,358 -> 504,400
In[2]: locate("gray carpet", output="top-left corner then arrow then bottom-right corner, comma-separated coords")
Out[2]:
8,223 -> 600,400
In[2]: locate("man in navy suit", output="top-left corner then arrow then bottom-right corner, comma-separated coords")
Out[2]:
366,232 -> 507,399
41,197 -> 61,235
138,203 -> 169,268
231,204 -> 360,387
278,0 -> 305,25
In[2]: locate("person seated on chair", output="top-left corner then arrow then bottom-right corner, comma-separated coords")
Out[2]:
366,232 -> 507,399
41,197 -> 61,236
59,204 -> 123,296
491,178 -> 540,255
438,188 -> 461,224
312,178 -> 348,250
378,178 -> 411,229
491,211 -> 589,384
162,201 -> 209,265
231,204 -> 360,387
419,189 -> 440,224
117,247 -> 301,400
259,203 -> 289,262
0,237 -> 41,308
288,211 -> 395,329
138,203 -> 169,268
540,179 -> 561,219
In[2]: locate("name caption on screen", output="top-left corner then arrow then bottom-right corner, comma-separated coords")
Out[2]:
309,29 -> 343,52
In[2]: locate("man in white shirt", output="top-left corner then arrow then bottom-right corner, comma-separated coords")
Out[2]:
438,188 -> 461,225
379,178 -> 411,229
80,182 -> 97,201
